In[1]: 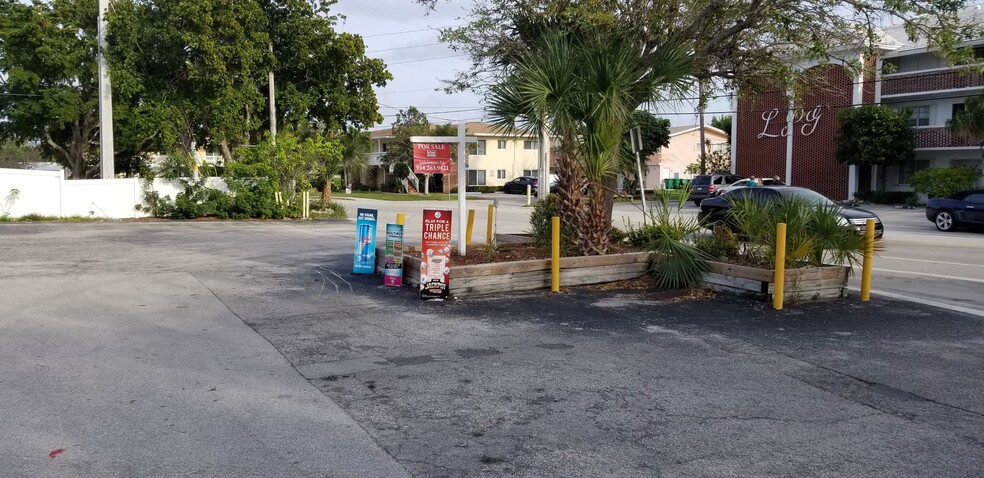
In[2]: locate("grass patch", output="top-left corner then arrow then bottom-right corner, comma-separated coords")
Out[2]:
1,214 -> 104,223
338,191 -> 479,201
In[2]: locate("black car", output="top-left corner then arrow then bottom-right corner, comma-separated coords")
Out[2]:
503,176 -> 539,194
698,186 -> 885,238
690,173 -> 743,206
925,189 -> 984,231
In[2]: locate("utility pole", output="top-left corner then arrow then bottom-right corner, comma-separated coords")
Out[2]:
97,0 -> 114,179
268,42 -> 277,142
538,125 -> 550,200
698,79 -> 707,174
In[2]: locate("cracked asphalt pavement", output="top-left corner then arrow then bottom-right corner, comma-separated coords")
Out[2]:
2,220 -> 983,477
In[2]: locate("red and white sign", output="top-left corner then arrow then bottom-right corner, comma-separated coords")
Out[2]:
420,209 -> 452,300
413,143 -> 451,174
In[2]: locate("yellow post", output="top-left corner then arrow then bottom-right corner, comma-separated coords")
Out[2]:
466,209 -> 476,246
773,222 -> 787,310
396,213 -> 405,225
551,216 -> 560,292
486,204 -> 494,244
861,218 -> 875,301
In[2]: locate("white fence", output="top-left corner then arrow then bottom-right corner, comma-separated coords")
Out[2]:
0,168 -> 227,219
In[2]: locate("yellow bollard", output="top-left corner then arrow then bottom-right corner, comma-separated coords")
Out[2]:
551,216 -> 560,292
861,218 -> 875,301
466,209 -> 476,246
774,222 -> 787,310
396,213 -> 405,226
486,204 -> 494,244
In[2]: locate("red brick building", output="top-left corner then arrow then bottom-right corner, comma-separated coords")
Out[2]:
733,9 -> 984,200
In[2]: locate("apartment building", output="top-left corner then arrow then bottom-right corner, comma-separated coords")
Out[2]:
642,125 -> 728,188
733,6 -> 984,200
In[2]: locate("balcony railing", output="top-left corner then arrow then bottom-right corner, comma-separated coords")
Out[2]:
881,69 -> 984,96
915,127 -> 981,149
368,152 -> 385,166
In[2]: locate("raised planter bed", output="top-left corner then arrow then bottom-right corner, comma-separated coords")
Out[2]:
375,247 -> 650,298
701,261 -> 850,302
374,244 -> 850,302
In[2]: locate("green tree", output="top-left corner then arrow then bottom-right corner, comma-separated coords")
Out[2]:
234,130 -> 340,204
487,30 -> 691,255
0,0 -> 101,179
835,105 -> 916,167
419,0 -> 983,94
710,115 -> 732,144
383,107 -> 431,192
686,146 -> 731,174
0,141 -> 43,169
107,0 -> 390,164
949,92 -> 984,153
910,167 -> 983,199
618,111 -> 671,189
332,127 -> 371,201
265,0 -> 391,132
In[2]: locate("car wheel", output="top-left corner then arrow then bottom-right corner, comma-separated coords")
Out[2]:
934,210 -> 956,231
692,199 -> 701,207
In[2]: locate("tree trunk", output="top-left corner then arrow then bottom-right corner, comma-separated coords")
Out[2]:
580,181 -> 609,256
322,174 -> 332,203
554,140 -> 586,253
602,174 -> 617,229
220,139 -> 234,164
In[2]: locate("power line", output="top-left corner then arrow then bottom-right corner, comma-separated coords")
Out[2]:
362,24 -> 465,38
367,42 -> 443,54
387,54 -> 468,66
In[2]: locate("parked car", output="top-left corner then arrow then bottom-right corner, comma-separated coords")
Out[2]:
690,173 -> 743,206
713,177 -> 784,197
698,186 -> 885,238
503,176 -> 539,194
925,189 -> 984,231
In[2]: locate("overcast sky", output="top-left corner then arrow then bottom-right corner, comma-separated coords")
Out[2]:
329,0 -> 731,131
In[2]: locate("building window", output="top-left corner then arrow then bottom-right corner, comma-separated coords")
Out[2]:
693,142 -> 701,151
497,139 -> 507,149
898,159 -> 931,185
905,105 -> 931,127
381,143 -> 388,152
467,170 -> 486,186
952,103 -> 965,120
469,140 -> 487,155
497,169 -> 506,179
523,140 -> 538,150
523,169 -> 539,179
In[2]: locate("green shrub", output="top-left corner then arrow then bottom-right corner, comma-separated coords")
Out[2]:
528,194 -> 574,253
909,167 -> 982,199
729,195 -> 867,269
311,199 -> 347,219
466,186 -> 501,193
694,225 -> 740,261
643,188 -> 710,289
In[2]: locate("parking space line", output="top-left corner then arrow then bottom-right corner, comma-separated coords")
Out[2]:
873,268 -> 984,284
880,257 -> 984,269
847,287 -> 984,319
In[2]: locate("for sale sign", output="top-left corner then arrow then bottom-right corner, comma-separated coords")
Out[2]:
413,143 -> 451,174
420,209 -> 452,300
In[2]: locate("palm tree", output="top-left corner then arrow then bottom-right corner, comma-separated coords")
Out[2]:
486,29 -> 691,255
331,127 -> 371,202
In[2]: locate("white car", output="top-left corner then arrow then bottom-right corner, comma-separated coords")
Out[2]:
714,178 -> 784,197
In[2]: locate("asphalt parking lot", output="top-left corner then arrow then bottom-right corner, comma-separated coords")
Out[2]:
2,220 -> 983,477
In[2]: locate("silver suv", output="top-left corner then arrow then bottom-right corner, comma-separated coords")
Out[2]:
690,173 -> 742,206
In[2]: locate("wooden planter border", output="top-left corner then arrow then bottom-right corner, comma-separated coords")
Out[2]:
375,247 -> 850,302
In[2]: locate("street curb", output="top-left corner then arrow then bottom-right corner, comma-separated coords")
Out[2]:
847,286 -> 984,319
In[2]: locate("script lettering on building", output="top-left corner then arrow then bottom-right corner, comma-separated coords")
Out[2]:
757,105 -> 823,139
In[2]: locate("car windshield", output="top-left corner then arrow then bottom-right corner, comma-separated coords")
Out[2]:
693,176 -> 712,185
782,188 -> 836,206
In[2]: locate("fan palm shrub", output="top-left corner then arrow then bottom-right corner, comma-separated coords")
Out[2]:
486,29 -> 692,255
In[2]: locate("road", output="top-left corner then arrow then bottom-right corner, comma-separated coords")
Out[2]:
340,193 -> 984,314
2,220 -> 982,476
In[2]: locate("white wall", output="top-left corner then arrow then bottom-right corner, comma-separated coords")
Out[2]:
0,168 -> 227,218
